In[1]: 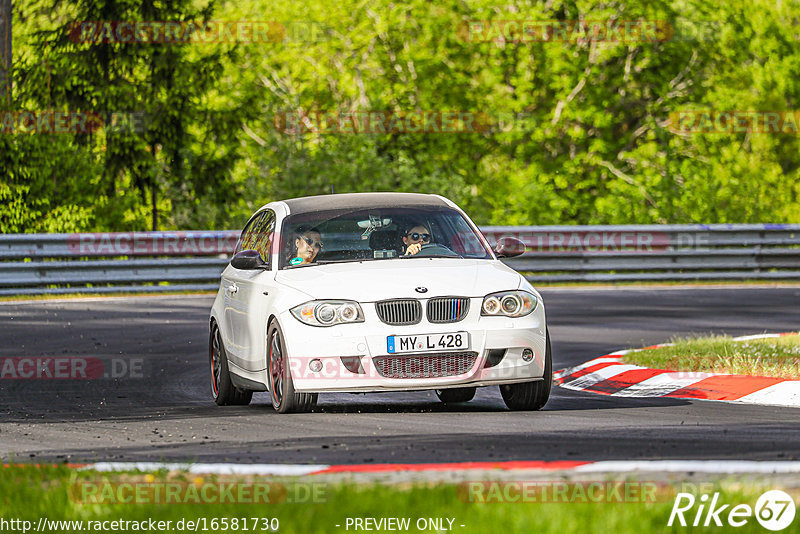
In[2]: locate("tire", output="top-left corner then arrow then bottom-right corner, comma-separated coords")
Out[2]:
267,320 -> 317,413
500,329 -> 552,411
435,387 -> 476,403
210,323 -> 253,406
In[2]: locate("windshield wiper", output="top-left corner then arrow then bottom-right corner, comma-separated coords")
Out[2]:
314,259 -> 365,264
285,259 -> 359,268
398,254 -> 462,259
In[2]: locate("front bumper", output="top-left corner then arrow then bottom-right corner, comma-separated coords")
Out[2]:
279,298 -> 547,393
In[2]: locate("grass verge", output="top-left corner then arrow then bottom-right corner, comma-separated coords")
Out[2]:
622,334 -> 800,379
0,465 -> 797,533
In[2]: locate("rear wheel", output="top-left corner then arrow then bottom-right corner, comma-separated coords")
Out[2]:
210,323 -> 253,406
500,329 -> 552,411
267,321 -> 317,413
435,387 -> 476,403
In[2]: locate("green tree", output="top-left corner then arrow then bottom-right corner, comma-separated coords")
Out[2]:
2,0 -> 248,232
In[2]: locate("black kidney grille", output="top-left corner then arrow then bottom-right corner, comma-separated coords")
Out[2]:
427,297 -> 470,323
375,299 -> 421,325
373,352 -> 478,379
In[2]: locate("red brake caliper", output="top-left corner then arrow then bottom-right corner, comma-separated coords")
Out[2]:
271,336 -> 282,398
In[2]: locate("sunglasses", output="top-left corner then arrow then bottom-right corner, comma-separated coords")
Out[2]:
301,236 -> 324,249
406,232 -> 431,242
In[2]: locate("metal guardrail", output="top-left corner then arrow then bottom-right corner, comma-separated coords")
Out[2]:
0,224 -> 799,295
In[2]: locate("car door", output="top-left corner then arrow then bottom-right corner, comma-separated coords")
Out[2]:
242,210 -> 282,372
222,210 -> 266,366
227,209 -> 277,372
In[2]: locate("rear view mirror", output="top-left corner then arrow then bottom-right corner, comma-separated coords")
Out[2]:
231,250 -> 268,270
494,236 -> 526,258
357,216 -> 392,228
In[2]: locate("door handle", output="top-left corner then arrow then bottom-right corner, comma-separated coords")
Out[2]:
226,283 -> 238,295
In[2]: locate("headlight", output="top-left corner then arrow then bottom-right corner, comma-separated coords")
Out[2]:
481,291 -> 537,317
290,300 -> 365,327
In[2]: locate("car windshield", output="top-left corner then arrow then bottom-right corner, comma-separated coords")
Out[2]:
279,206 -> 493,269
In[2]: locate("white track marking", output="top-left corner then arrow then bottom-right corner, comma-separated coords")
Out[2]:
732,333 -> 784,341
560,364 -> 646,390
606,349 -> 635,356
88,462 -> 329,476
0,294 -> 214,306
575,461 -> 800,474
736,381 -> 800,408
612,372 -> 714,397
553,357 -> 623,379
82,460 -> 800,475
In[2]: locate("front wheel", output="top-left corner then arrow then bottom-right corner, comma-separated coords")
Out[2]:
435,387 -> 476,403
267,321 -> 317,413
500,329 -> 552,411
210,323 -> 253,406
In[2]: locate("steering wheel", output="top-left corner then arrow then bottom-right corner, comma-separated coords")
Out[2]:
415,242 -> 458,257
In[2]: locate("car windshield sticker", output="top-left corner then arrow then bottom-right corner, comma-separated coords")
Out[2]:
290,257 -> 304,265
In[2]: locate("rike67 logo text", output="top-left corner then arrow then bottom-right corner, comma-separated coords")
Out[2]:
668,490 -> 796,531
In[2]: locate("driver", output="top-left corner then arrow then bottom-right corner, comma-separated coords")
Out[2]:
290,226 -> 323,265
402,223 -> 431,256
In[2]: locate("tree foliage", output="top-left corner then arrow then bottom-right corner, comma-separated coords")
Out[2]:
2,0 -> 799,232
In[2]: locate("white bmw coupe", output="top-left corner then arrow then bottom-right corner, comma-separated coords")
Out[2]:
209,192 -> 551,413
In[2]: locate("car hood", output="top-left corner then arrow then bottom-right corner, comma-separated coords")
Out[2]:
274,258 -> 524,301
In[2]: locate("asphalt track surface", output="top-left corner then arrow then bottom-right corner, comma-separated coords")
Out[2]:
2,287 -> 800,465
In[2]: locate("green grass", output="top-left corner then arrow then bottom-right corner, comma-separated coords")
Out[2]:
623,334 -> 800,379
0,465 -> 797,533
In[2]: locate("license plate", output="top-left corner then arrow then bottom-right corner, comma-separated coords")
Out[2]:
387,332 -> 469,354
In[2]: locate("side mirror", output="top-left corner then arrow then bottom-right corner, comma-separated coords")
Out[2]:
494,236 -> 526,258
231,250 -> 268,270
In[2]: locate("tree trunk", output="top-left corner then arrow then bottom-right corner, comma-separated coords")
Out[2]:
151,143 -> 158,231
0,0 -> 11,105
151,182 -> 157,231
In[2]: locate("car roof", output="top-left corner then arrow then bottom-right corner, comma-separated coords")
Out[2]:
281,192 -> 451,215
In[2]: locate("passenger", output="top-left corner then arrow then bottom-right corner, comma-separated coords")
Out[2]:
290,226 -> 323,265
402,223 -> 431,256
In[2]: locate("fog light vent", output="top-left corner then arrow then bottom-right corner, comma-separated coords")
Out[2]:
340,356 -> 365,374
484,349 -> 507,368
521,349 -> 534,362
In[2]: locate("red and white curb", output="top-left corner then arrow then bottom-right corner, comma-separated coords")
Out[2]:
78,460 -> 800,476
83,461 -> 585,476
554,333 -> 800,407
